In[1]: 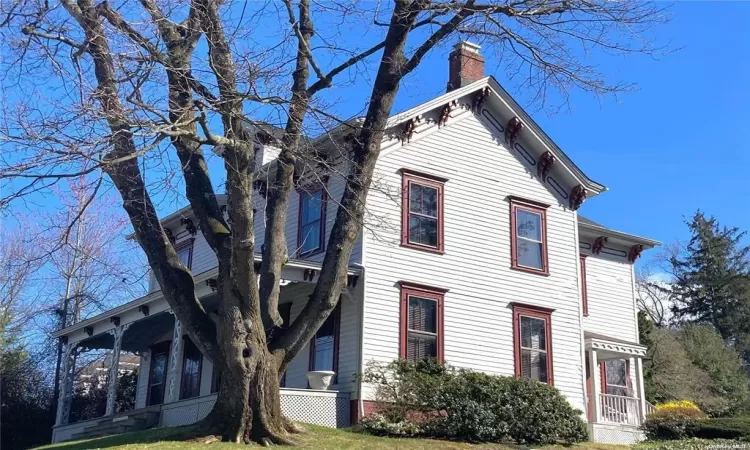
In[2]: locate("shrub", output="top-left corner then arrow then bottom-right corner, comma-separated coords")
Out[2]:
686,417 -> 750,440
359,359 -> 588,445
643,403 -> 707,440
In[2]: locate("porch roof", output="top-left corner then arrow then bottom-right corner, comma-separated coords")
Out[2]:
584,331 -> 647,358
53,258 -> 363,339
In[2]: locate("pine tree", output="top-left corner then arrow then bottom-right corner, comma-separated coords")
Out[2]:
669,211 -> 750,359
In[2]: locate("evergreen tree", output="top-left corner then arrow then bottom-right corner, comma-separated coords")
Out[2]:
669,211 -> 750,358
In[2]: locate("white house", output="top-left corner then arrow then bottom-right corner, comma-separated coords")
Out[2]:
50,42 -> 660,445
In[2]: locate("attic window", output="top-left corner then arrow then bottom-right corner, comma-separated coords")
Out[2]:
401,169 -> 447,253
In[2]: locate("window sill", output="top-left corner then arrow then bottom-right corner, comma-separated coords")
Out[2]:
298,248 -> 325,258
510,265 -> 549,276
400,242 -> 444,255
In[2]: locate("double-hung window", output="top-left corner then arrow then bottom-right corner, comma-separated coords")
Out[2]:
401,170 -> 446,253
298,188 -> 326,256
399,282 -> 446,362
175,239 -> 194,269
308,303 -> 340,383
510,199 -> 548,274
513,304 -> 553,384
180,338 -> 202,399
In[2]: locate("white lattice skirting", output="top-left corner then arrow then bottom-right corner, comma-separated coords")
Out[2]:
590,423 -> 645,444
160,389 -> 350,429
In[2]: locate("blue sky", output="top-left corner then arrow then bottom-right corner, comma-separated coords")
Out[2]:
5,1 -> 749,270
371,2 -> 750,267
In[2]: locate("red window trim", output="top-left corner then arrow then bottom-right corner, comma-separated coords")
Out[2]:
512,303 -> 554,385
174,238 -> 195,269
179,337 -> 203,400
308,302 -> 341,383
509,198 -> 549,275
400,169 -> 446,254
580,255 -> 589,316
297,186 -> 327,257
399,282 -> 446,363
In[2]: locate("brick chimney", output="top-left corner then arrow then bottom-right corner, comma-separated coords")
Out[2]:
447,41 -> 484,91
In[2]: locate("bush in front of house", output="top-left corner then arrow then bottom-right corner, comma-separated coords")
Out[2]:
685,417 -> 750,440
642,401 -> 707,440
358,359 -> 588,445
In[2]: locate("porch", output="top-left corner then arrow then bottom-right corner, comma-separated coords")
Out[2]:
585,332 -> 650,444
51,260 -> 362,443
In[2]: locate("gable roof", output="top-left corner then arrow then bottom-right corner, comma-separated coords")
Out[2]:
377,76 -> 607,197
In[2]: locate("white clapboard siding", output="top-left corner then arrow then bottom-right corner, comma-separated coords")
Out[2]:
148,224 -> 218,293
252,166 -> 362,265
360,112 -> 587,411
583,255 -> 638,342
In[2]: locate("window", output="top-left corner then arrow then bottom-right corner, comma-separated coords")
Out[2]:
580,255 -> 588,316
513,304 -> 553,384
399,282 -> 446,362
147,342 -> 170,406
401,170 -> 446,253
175,239 -> 194,269
308,303 -> 340,377
603,359 -> 631,396
510,199 -> 548,274
279,302 -> 292,387
210,364 -> 220,394
298,188 -> 326,256
180,338 -> 202,399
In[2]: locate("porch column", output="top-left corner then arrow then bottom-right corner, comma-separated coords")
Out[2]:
588,349 -> 600,423
55,341 -> 78,426
105,323 -> 131,416
635,356 -> 647,419
165,318 -> 183,403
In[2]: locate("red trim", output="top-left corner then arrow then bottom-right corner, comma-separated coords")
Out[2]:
600,362 -> 607,394
297,186 -> 327,257
399,283 -> 445,362
580,255 -> 589,316
401,171 -> 445,254
512,304 -> 554,385
509,199 -> 549,275
506,195 -> 551,209
174,238 -> 195,269
308,302 -> 340,383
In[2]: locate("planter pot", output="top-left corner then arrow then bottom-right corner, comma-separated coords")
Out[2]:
306,370 -> 335,390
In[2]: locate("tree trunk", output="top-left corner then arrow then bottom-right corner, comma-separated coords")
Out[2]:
201,346 -> 295,445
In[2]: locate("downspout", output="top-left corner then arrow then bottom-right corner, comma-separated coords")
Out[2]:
572,211 -> 590,421
353,242 -> 367,422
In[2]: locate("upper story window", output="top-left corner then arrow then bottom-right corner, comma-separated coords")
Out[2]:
513,304 -> 553,384
175,239 -> 194,269
401,170 -> 447,253
510,198 -> 548,274
399,282 -> 446,362
298,188 -> 326,256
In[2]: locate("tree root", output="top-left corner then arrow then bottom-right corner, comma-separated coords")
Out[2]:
281,416 -> 305,434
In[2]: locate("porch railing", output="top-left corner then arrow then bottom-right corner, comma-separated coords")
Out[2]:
599,394 -> 644,426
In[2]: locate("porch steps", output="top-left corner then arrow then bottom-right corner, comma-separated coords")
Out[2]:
71,410 -> 159,440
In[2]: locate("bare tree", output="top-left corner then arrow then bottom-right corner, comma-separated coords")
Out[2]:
0,0 -> 668,444
636,266 -> 672,327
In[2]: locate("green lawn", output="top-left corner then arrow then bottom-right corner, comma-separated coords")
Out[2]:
36,425 -> 629,450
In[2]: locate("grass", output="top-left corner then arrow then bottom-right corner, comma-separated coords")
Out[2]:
36,425 -> 630,450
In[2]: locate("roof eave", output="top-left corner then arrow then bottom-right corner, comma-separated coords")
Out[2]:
578,221 -> 661,248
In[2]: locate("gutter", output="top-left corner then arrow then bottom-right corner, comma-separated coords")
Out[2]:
578,222 -> 661,248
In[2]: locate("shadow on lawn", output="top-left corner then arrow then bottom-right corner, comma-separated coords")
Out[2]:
49,426 -> 199,450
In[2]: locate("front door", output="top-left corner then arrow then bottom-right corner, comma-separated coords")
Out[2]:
147,342 -> 170,406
